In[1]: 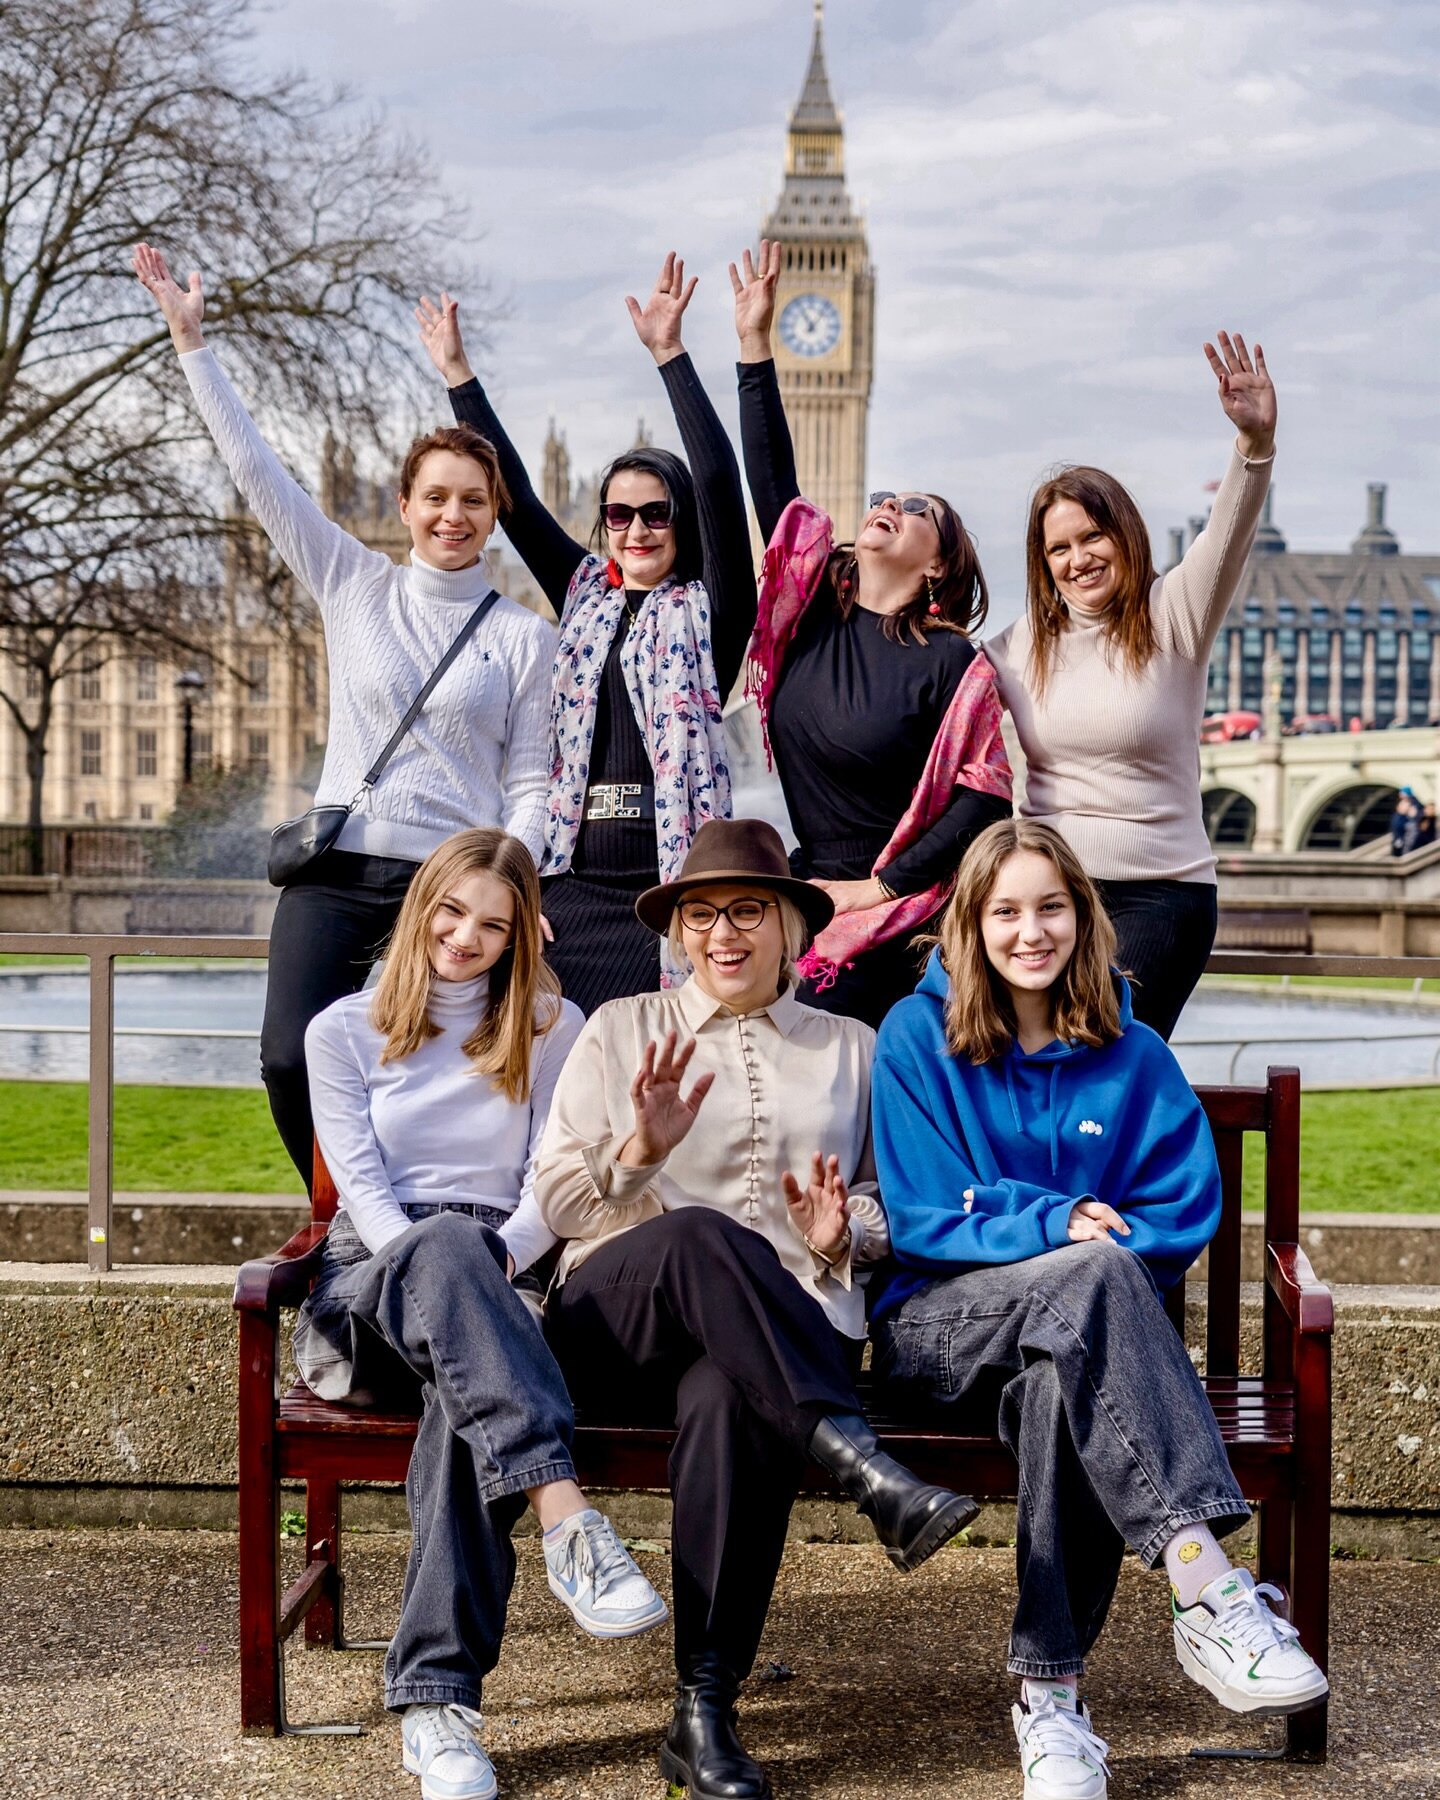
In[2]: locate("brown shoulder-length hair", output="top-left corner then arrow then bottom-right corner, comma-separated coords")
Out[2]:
933,819 -> 1123,1064
829,494 -> 989,645
369,828 -> 560,1103
398,424 -> 512,517
1024,466 -> 1159,695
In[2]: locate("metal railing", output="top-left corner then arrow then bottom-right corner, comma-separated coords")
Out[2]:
0,933 -> 268,1272
2,936 -> 1439,1274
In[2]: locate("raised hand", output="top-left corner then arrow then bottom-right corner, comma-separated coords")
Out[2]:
132,243 -> 205,353
619,1030 -> 715,1166
729,238 -> 782,360
782,1151 -> 851,1262
624,252 -> 697,366
1203,330 -> 1276,460
1066,1199 -> 1131,1244
415,291 -> 475,388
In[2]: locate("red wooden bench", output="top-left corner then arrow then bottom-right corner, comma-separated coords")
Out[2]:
233,1065 -> 1331,1760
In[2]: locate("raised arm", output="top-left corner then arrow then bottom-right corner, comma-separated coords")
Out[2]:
133,243 -> 385,612
415,292 -> 585,612
731,240 -> 800,545
1164,331 -> 1277,661
626,254 -> 756,693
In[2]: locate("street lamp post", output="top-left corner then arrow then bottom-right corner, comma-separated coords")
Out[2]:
174,668 -> 206,784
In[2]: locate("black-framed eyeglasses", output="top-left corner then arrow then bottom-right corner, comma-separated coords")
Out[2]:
868,490 -> 935,519
602,501 -> 673,531
677,898 -> 778,932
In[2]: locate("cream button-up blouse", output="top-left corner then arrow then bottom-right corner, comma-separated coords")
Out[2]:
533,979 -> 889,1339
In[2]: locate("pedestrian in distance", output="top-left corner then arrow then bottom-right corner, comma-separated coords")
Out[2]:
296,826 -> 666,1800
869,818 -> 1328,1800
986,331 -> 1279,1040
730,239 -> 1013,1032
536,817 -> 980,1800
133,243 -> 555,1185
416,253 -> 754,1015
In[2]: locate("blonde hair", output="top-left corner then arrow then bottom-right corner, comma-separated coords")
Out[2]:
370,828 -> 560,1102
934,819 -> 1123,1063
665,889 -> 810,986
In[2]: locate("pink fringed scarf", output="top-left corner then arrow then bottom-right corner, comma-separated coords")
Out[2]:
744,497 -> 1013,990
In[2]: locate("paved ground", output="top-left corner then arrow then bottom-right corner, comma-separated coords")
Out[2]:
1,1529 -> 1435,1799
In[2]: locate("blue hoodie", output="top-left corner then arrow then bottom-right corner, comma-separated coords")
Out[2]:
870,957 -> 1221,1322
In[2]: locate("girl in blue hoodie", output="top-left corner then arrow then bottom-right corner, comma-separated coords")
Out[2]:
870,819 -> 1327,1800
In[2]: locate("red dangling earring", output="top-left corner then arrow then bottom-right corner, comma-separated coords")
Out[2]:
605,558 -> 624,588
926,576 -> 940,617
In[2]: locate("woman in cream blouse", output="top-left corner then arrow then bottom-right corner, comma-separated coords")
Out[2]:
535,818 -> 977,1800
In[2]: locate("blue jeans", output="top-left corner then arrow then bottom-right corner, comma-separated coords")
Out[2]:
872,1241 -> 1249,1677
294,1205 -> 577,1712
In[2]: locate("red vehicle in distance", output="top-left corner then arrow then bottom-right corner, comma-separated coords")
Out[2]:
1283,713 -> 1340,737
1200,711 -> 1263,743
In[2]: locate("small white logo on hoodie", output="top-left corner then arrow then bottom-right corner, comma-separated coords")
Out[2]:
1079,1119 -> 1104,1136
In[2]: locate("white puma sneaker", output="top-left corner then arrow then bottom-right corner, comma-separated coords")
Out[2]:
1012,1686 -> 1109,1799
1173,1567 -> 1330,1716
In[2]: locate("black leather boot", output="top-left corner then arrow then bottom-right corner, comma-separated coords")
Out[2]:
808,1412 -> 979,1571
659,1655 -> 771,1799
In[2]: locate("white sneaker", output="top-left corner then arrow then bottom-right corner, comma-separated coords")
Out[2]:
542,1507 -> 669,1638
401,1703 -> 497,1800
1173,1567 -> 1330,1716
1012,1687 -> 1109,1799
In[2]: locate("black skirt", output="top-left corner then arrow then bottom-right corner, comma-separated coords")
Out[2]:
540,871 -> 661,1019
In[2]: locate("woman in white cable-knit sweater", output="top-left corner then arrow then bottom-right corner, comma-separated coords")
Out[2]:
986,331 -> 1278,1040
133,243 -> 556,1182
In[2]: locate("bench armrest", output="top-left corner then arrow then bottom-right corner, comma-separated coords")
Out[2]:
233,1222 -> 328,1314
1265,1241 -> 1334,1335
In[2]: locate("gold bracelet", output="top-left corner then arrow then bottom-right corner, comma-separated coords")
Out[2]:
876,873 -> 898,901
804,1226 -> 851,1268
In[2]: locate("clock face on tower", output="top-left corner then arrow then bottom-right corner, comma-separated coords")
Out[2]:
778,293 -> 842,359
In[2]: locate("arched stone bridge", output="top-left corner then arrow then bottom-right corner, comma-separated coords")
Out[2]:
1200,727 -> 1438,851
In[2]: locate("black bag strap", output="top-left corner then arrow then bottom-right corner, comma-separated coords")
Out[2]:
357,589 -> 500,796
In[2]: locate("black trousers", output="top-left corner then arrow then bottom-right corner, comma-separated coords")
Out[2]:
260,848 -> 420,1183
1096,878 -> 1218,1042
796,914 -> 939,1032
547,1208 -> 860,1678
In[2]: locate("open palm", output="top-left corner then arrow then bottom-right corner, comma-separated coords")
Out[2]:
782,1152 -> 850,1259
729,238 -> 782,344
414,291 -> 473,387
625,252 -> 696,361
628,1031 -> 714,1162
1203,330 -> 1276,455
132,242 -> 205,348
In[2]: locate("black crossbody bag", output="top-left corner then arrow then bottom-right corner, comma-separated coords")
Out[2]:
267,589 -> 500,887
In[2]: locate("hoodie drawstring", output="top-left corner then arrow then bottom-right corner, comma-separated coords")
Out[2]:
1048,1064 -> 1061,1179
1003,1062 -> 1024,1135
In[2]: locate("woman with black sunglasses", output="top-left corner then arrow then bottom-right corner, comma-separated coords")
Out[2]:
731,240 -> 1013,1029
417,256 -> 753,1016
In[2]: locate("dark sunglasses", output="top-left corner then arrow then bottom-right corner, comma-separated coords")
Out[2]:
602,501 -> 673,532
868,490 -> 935,518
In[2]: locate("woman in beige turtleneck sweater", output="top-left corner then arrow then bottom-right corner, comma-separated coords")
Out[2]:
986,332 -> 1277,1039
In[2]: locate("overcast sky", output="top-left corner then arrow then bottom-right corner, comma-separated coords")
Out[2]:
255,0 -> 1439,627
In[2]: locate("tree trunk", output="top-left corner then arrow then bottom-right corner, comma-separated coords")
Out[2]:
24,725 -> 46,876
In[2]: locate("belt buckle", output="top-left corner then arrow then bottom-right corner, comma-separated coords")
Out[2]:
586,783 -> 643,822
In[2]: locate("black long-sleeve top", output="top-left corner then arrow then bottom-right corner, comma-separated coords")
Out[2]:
737,359 -> 1010,897
450,355 -> 754,880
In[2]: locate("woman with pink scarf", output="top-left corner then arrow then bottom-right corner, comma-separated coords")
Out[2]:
732,241 -> 1012,1028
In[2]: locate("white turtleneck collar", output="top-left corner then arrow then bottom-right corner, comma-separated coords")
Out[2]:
425,970 -> 490,1024
406,548 -> 498,609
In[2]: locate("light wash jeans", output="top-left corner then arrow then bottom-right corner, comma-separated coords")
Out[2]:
872,1240 -> 1249,1677
294,1204 -> 576,1711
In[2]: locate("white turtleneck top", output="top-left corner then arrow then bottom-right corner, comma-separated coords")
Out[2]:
179,347 -> 555,864
305,972 -> 584,1271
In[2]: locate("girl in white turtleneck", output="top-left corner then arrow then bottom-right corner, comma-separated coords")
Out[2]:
294,827 -> 666,1799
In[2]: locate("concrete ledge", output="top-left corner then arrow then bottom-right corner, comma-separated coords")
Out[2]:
8,1197 -> 1439,1284
1,1265 -> 1436,1527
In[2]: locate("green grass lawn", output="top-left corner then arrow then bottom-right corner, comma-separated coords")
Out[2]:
0,1081 -> 304,1194
1202,974 -> 1440,995
0,1079 -> 1434,1212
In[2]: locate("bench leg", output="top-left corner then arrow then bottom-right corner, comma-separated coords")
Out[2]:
1256,1494 -> 1292,1598
1286,1333 -> 1332,1762
304,1478 -> 341,1648
238,1311 -> 282,1733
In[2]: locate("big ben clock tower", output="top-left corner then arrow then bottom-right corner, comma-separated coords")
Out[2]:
761,1 -> 874,542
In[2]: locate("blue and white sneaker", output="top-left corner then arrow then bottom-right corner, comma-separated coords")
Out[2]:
1012,1687 -> 1109,1799
1173,1567 -> 1330,1716
542,1506 -> 668,1638
401,1703 -> 497,1800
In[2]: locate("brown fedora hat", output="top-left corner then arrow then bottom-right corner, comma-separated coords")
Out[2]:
634,818 -> 834,936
